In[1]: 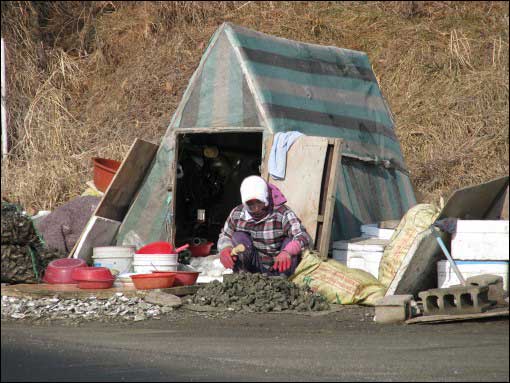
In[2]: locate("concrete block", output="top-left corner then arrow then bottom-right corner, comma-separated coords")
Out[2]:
466,274 -> 507,305
375,294 -> 414,324
419,285 -> 495,316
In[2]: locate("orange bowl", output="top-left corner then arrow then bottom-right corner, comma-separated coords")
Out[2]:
172,271 -> 201,286
92,157 -> 121,192
130,273 -> 175,290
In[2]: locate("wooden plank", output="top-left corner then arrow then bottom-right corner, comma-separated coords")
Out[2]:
175,127 -> 264,134
72,216 -> 121,262
385,228 -> 446,297
95,138 -> 158,221
69,138 -> 158,258
486,185 -> 509,220
1,283 -> 202,299
405,307 -> 509,324
260,132 -> 274,181
319,139 -> 342,259
266,136 -> 329,244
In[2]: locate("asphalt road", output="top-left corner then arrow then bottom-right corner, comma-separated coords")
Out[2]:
2,307 -> 509,382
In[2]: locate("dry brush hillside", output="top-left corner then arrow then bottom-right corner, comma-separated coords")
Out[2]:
1,1 -> 508,213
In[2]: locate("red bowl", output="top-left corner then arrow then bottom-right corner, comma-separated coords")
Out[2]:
72,267 -> 114,281
77,279 -> 115,289
92,157 -> 121,193
130,273 -> 175,290
136,241 -> 173,254
43,258 -> 87,284
189,242 -> 214,257
172,271 -> 201,286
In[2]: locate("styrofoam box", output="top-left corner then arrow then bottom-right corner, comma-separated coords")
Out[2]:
437,260 -> 509,291
451,220 -> 509,261
333,249 -> 384,279
333,237 -> 389,252
361,224 -> 396,240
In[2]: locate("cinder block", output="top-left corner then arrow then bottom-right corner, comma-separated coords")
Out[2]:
418,285 -> 495,316
375,295 -> 414,324
466,274 -> 507,305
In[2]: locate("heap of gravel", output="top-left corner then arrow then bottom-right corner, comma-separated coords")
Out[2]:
188,272 -> 330,312
1,293 -> 168,322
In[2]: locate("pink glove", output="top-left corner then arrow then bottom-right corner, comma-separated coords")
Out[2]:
283,240 -> 302,256
220,247 -> 235,269
272,251 -> 292,273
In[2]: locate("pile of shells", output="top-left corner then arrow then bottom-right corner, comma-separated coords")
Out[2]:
1,204 -> 39,245
1,202 -> 65,283
188,272 -> 330,312
1,293 -> 167,322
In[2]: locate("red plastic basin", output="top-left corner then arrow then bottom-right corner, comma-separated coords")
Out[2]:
136,241 -> 173,254
172,271 -> 201,286
189,242 -> 214,257
43,258 -> 87,284
131,273 -> 175,290
72,267 -> 114,281
77,279 -> 115,289
92,157 -> 121,193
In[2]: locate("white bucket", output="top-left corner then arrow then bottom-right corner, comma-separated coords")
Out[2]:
437,260 -> 509,291
132,263 -> 178,273
133,254 -> 178,263
92,246 -> 135,275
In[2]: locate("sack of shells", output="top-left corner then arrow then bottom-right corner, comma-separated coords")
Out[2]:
1,202 -> 66,283
1,202 -> 39,245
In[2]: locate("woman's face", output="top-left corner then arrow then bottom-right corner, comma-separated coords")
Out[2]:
246,199 -> 267,215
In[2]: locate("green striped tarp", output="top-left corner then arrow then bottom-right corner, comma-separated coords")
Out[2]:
116,23 -> 416,246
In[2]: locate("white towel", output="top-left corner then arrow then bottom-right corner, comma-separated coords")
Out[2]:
268,131 -> 304,180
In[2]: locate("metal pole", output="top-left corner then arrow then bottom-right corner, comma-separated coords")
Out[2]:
431,227 -> 466,286
1,37 -> 8,160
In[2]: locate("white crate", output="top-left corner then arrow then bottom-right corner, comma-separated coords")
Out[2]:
451,220 -> 509,261
437,260 -> 509,291
361,224 -> 396,240
333,237 -> 389,252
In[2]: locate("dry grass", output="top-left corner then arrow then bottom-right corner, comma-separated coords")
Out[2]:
1,1 -> 508,213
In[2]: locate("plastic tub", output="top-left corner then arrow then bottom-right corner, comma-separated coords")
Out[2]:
78,279 -> 115,289
92,157 -> 121,193
136,241 -> 173,254
131,273 -> 175,290
172,271 -> 201,286
92,246 -> 135,275
72,267 -> 114,281
43,258 -> 87,284
189,242 -> 214,257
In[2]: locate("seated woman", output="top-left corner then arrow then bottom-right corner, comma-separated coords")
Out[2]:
218,175 -> 311,277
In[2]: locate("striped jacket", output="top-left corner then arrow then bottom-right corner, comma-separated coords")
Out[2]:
217,204 -> 311,264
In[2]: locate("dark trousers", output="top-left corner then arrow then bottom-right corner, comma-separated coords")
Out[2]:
231,231 -> 301,277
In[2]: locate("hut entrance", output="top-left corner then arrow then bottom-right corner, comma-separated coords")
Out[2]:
174,131 -> 263,250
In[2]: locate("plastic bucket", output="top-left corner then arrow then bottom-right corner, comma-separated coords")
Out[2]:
133,254 -> 178,263
92,246 -> 135,275
132,263 -> 178,273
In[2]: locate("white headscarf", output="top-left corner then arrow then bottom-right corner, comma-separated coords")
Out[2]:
240,175 -> 268,207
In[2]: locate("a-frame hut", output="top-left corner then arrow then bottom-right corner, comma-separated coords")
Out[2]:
115,22 -> 416,251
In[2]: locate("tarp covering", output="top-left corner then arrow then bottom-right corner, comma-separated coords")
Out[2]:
116,23 -> 416,246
